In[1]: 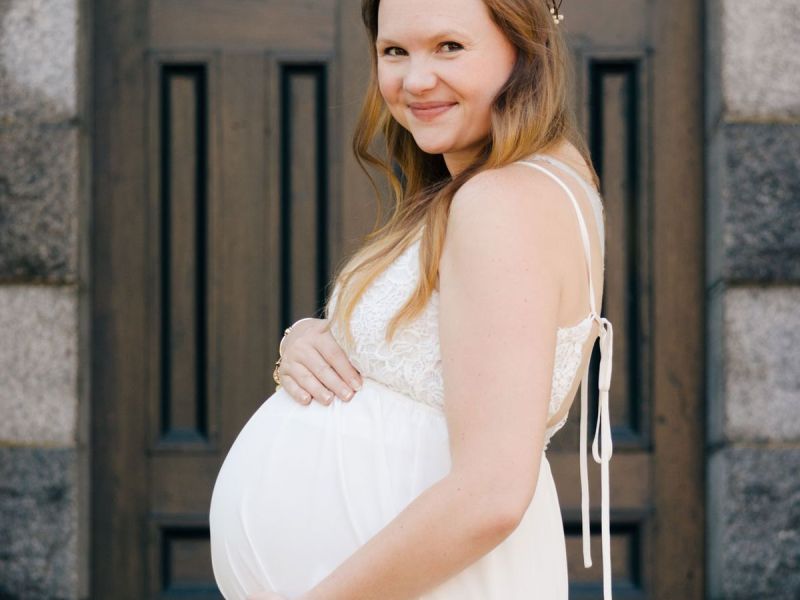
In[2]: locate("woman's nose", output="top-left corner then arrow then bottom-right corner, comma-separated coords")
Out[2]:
403,59 -> 437,95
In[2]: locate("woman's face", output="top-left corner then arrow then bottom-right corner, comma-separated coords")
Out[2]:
376,0 -> 517,175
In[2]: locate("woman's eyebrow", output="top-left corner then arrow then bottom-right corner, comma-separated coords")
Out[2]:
376,29 -> 471,46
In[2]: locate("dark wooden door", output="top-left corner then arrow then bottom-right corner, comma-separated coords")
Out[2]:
92,1 -> 350,597
537,2 -> 705,599
92,0 -> 704,598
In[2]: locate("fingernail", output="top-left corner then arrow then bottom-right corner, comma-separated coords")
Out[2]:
350,378 -> 362,391
342,388 -> 353,401
325,391 -> 334,403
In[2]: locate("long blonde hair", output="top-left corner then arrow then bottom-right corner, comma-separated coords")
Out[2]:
326,0 -> 599,349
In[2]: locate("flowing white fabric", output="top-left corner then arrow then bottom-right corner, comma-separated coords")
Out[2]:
209,153 -> 614,599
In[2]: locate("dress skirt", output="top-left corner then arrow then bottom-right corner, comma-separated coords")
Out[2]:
209,377 -> 568,599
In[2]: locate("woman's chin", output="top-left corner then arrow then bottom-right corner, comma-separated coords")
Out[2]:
412,137 -> 455,156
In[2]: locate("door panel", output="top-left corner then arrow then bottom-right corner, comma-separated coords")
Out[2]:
94,1 -> 338,597
93,1 -> 704,597
548,38 -> 656,600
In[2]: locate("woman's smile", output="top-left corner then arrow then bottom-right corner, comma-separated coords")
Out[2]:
376,0 -> 517,173
409,101 -> 458,121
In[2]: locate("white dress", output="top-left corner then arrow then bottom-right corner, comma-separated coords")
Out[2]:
209,154 -> 615,600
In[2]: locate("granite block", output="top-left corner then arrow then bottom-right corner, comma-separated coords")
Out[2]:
720,286 -> 800,442
0,447 -> 79,599
0,121 -> 79,281
718,123 -> 800,282
706,281 -> 725,444
708,446 -> 800,599
0,0 -> 78,123
0,285 -> 78,445
721,0 -> 800,119
704,0 -> 723,139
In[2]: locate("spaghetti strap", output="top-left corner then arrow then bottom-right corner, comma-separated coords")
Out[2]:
514,159 -> 599,315
524,153 -> 606,262
514,157 -> 615,600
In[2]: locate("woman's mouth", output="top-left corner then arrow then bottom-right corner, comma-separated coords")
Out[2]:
409,102 -> 457,121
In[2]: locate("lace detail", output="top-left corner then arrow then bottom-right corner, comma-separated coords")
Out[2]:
547,317 -> 593,448
326,238 -> 445,411
325,236 -> 594,443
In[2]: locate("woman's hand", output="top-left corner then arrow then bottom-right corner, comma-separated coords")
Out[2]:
276,317 -> 363,405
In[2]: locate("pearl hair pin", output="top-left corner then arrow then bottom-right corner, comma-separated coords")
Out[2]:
549,0 -> 565,24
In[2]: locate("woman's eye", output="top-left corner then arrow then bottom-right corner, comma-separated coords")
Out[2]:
440,41 -> 463,53
382,47 -> 406,57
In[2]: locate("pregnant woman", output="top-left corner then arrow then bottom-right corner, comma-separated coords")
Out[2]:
209,0 -> 615,598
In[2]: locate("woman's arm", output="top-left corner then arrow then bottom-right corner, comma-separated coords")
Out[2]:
298,165 -> 570,600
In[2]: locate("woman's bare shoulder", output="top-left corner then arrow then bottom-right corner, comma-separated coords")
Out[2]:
444,163 -> 579,286
450,161 -> 579,231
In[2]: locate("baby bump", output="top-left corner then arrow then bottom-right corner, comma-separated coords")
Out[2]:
209,379 -> 452,598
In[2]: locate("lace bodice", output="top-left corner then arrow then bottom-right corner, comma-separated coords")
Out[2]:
325,233 -> 592,449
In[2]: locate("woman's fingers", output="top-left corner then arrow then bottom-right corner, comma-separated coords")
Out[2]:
283,358 -> 358,405
307,348 -> 359,403
276,316 -> 364,405
281,362 -> 333,405
318,335 -> 364,393
277,373 -> 312,405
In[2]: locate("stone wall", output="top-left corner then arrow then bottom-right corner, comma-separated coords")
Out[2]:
705,0 -> 800,598
0,0 -> 89,598
1,0 -> 798,598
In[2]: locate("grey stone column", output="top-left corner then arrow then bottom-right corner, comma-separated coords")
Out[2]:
706,1 -> 800,598
0,0 -> 90,598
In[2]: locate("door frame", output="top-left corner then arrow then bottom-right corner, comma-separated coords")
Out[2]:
644,2 -> 706,597
92,0 -> 706,597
